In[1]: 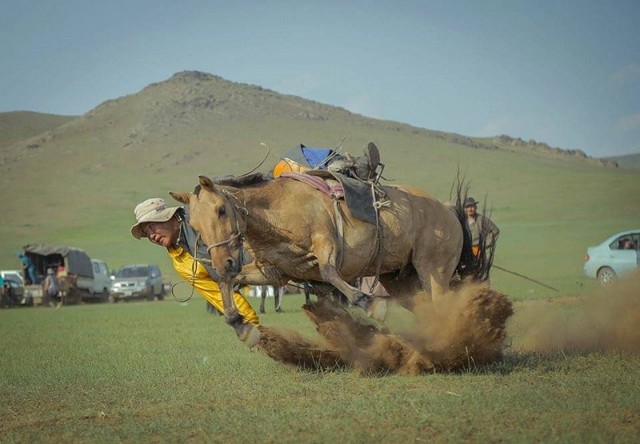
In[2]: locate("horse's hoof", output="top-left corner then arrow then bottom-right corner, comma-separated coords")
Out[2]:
233,322 -> 261,348
368,298 -> 388,322
355,294 -> 373,311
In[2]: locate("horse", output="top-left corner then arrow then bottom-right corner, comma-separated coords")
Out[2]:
256,285 -> 283,314
170,173 -> 479,328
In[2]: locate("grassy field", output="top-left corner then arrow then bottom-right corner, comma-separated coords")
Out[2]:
1,75 -> 639,441
2,282 -> 639,442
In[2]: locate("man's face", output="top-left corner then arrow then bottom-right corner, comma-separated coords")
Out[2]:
142,219 -> 178,248
465,204 -> 477,218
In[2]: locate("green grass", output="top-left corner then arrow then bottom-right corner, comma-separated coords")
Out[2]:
2,293 -> 639,442
1,73 -> 639,441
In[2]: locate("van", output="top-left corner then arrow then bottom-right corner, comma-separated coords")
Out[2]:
90,259 -> 112,301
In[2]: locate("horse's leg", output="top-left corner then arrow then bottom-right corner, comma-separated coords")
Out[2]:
218,281 -> 240,323
275,286 -> 283,312
317,261 -> 368,307
303,283 -> 311,304
234,263 -> 273,286
219,280 -> 260,347
411,243 -> 461,304
259,285 -> 266,314
380,270 -> 425,312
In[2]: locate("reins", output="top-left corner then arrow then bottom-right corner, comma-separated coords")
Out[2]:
206,232 -> 243,252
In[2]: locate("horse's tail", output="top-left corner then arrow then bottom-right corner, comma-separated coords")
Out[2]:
450,174 -> 496,283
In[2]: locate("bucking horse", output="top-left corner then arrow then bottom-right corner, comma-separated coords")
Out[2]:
170,164 -> 486,344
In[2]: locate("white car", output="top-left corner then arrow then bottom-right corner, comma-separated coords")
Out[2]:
0,270 -> 24,286
583,229 -> 640,285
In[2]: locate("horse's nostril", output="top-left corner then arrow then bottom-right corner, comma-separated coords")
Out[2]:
225,258 -> 235,270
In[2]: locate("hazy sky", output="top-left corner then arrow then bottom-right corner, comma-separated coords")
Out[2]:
2,1 -> 639,157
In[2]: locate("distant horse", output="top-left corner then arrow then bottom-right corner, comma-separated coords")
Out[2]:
171,173 -> 480,326
256,285 -> 283,314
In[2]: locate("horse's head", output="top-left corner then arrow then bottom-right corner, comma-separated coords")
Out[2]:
170,175 -> 247,279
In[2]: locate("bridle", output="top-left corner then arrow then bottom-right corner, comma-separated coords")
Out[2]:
204,188 -> 247,262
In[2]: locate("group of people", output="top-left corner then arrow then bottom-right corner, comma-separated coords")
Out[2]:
15,253 -> 62,308
130,148 -> 500,342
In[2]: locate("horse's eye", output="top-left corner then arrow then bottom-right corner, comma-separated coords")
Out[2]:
218,206 -> 226,217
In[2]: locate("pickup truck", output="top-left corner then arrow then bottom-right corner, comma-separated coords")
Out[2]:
21,244 -> 111,305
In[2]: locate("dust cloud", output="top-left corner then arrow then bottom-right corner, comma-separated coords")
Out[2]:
257,283 -> 513,375
508,271 -> 640,355
257,272 -> 639,374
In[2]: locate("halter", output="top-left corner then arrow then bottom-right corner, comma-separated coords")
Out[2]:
204,188 -> 247,262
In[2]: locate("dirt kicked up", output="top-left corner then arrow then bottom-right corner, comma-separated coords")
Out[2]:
257,283 -> 514,375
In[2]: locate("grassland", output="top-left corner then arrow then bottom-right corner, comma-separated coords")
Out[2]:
1,72 -> 639,441
2,290 -> 639,443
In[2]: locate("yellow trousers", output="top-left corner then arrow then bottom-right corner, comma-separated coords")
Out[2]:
167,246 -> 260,326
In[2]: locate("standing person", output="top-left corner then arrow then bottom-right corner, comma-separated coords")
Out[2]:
464,197 -> 500,258
18,253 -> 37,285
130,198 -> 261,346
43,268 -> 61,308
0,275 -> 7,308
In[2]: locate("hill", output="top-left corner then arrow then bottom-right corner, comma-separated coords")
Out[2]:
1,71 -> 638,297
0,111 -> 76,148
605,152 -> 640,169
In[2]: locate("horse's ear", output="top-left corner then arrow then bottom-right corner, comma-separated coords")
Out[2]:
169,191 -> 190,204
198,175 -> 215,191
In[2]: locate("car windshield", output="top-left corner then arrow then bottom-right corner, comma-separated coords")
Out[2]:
5,276 -> 21,285
2,274 -> 22,284
116,267 -> 149,278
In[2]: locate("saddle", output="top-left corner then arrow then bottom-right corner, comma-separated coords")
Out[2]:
281,168 -> 388,225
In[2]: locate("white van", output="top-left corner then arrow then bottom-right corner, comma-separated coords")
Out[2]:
90,259 -> 111,300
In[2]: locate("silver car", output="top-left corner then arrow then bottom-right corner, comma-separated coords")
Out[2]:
110,264 -> 165,302
583,230 -> 640,285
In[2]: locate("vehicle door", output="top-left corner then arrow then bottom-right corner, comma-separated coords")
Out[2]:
92,260 -> 111,294
609,235 -> 638,276
149,265 -> 163,295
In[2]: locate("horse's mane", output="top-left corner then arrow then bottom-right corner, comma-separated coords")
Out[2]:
193,173 -> 269,197
213,172 -> 268,187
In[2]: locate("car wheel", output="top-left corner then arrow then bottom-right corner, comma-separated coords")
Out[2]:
597,267 -> 616,286
146,288 -> 155,301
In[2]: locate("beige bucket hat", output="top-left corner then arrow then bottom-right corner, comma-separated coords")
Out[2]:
130,198 -> 181,239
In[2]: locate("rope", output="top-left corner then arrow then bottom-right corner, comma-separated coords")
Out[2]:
366,183 -> 391,291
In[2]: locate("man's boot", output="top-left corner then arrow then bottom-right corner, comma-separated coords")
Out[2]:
354,142 -> 381,182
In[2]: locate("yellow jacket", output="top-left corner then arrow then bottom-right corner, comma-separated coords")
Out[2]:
167,245 -> 260,326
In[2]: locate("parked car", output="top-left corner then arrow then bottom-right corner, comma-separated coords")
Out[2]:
110,264 -> 164,302
0,272 -> 32,308
584,229 -> 640,286
0,270 -> 24,286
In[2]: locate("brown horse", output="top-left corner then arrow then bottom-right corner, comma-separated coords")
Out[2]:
171,173 -> 473,327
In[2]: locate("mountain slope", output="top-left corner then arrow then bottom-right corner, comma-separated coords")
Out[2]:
0,111 -> 76,148
605,153 -> 640,169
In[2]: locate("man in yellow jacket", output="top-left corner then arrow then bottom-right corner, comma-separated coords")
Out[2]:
131,197 -> 260,346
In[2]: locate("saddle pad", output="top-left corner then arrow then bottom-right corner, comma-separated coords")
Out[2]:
306,171 -> 379,225
280,172 -> 344,199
